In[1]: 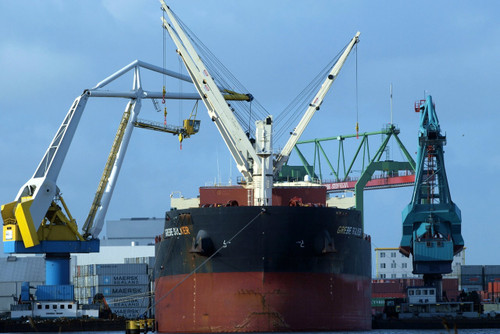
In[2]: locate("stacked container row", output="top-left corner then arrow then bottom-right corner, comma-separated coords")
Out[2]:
460,265 -> 500,292
74,263 -> 152,318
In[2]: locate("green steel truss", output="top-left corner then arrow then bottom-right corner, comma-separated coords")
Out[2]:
291,124 -> 416,183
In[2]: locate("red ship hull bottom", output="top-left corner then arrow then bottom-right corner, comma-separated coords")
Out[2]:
155,272 -> 371,332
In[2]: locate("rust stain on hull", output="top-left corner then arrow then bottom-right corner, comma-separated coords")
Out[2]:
155,271 -> 371,332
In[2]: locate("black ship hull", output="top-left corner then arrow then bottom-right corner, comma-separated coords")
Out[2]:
154,205 -> 371,332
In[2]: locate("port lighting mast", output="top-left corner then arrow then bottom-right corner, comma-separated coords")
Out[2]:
160,1 -> 359,206
399,95 -> 464,300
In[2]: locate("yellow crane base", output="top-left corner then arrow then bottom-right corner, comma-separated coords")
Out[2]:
125,319 -> 155,334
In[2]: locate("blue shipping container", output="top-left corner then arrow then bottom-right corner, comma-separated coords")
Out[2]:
36,285 -> 74,301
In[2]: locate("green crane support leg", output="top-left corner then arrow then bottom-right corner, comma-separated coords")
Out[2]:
355,161 -> 413,229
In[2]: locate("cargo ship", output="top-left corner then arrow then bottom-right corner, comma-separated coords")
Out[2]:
154,185 -> 372,332
154,2 -> 371,332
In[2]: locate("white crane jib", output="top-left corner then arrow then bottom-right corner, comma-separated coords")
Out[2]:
161,1 -> 274,206
274,32 -> 360,176
161,2 -> 359,206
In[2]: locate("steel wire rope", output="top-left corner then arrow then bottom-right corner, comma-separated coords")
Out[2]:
162,10 -> 166,93
195,45 -> 267,134
173,12 -> 269,134
139,208 -> 266,317
273,57 -> 336,143
273,46 -> 347,145
355,44 -> 359,137
273,47 -> 345,126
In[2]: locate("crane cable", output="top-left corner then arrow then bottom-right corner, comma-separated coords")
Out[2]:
273,45 -> 346,143
162,10 -> 167,126
172,11 -> 269,134
355,44 -> 359,139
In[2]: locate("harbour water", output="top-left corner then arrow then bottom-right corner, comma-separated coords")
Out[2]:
4,330 -> 500,334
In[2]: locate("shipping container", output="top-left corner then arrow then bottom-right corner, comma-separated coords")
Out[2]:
125,257 -> 155,268
484,265 -> 500,275
110,306 -> 150,319
485,275 -> 500,284
461,284 -> 483,292
106,298 -> 149,308
460,265 -> 483,275
372,282 -> 403,294
461,274 -> 483,285
489,282 -> 500,295
97,284 -> 149,297
372,292 -> 406,298
35,285 -> 74,301
95,264 -> 147,275
70,275 -> 150,288
74,286 -> 97,299
96,274 -> 149,286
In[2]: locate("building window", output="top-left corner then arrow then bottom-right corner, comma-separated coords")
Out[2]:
402,274 -> 407,278
380,274 -> 386,278
402,263 -> 407,268
391,252 -> 396,257
391,262 -> 397,268
45,305 -> 49,309
61,304 -> 65,309
68,304 -> 73,309
37,305 -> 42,310
380,263 -> 386,268
380,252 -> 386,258
391,274 -> 396,278
53,304 -> 57,309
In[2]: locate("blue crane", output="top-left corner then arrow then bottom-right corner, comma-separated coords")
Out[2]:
399,95 -> 464,300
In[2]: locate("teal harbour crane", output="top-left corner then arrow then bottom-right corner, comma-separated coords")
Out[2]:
399,95 -> 464,300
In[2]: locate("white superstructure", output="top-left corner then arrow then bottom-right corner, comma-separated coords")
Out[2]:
375,247 -> 465,279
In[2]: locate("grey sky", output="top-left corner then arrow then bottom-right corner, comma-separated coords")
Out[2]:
0,1 -> 499,266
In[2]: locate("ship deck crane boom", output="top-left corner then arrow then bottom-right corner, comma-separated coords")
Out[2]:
399,95 -> 464,300
274,32 -> 360,176
160,1 -> 359,206
161,2 -> 260,184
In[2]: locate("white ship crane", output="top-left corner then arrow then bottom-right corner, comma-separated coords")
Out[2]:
273,32 -> 360,175
160,1 -> 360,206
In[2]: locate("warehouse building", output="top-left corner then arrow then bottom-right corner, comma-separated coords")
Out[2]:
374,247 -> 465,279
0,256 -> 45,314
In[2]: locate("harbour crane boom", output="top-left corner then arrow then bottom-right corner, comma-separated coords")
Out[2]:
273,32 -> 360,176
1,60 -> 202,251
1,59 -> 204,285
2,93 -> 90,248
